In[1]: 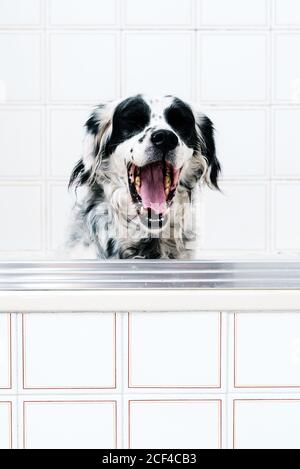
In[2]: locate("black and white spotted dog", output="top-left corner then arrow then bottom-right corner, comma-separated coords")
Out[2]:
67,94 -> 220,259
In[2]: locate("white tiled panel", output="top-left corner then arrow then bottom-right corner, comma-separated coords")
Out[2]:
233,399 -> 300,449
0,109 -> 42,178
129,399 -> 222,449
128,313 -> 221,388
274,34 -> 300,103
0,33 -> 41,102
204,108 -> 267,178
48,183 -> 72,252
23,400 -> 117,449
202,184 -> 267,251
124,0 -> 194,27
48,108 -> 89,178
275,0 -> 300,27
200,0 -> 268,27
123,32 -> 194,100
49,0 -> 118,27
22,313 -> 116,389
0,185 -> 42,252
234,313 -> 300,388
199,34 -> 268,103
274,184 -> 300,251
274,109 -> 300,177
0,0 -> 41,26
49,33 -> 118,102
0,315 -> 11,389
0,402 -> 11,449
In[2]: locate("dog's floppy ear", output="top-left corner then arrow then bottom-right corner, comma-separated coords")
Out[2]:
69,103 -> 113,190
196,113 -> 221,190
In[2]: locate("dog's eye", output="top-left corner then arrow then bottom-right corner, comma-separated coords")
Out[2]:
166,107 -> 195,135
124,112 -> 147,132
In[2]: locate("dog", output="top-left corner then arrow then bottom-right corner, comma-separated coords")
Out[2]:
67,94 -> 220,259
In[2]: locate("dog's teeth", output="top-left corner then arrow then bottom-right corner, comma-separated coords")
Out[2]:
135,176 -> 141,187
164,175 -> 171,188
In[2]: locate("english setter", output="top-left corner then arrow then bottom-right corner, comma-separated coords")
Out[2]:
68,95 -> 220,259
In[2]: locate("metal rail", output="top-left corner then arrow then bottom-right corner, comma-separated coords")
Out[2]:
0,260 -> 300,290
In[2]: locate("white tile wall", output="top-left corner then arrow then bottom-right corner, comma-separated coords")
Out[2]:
0,0 -> 41,27
274,0 -> 300,27
48,183 -> 73,252
204,108 -> 268,179
201,183 -> 268,251
273,109 -> 300,177
1,0 -> 300,450
124,0 -> 195,28
0,402 -> 12,449
198,33 -> 268,103
274,183 -> 300,251
274,34 -> 300,103
128,312 -> 221,388
49,0 -> 118,27
233,399 -> 300,449
0,32 -> 42,103
48,107 -> 89,178
234,313 -> 300,388
128,399 -> 222,449
22,313 -> 116,389
200,0 -> 269,27
123,32 -> 194,100
0,109 -> 43,178
49,32 -> 119,103
0,184 -> 43,253
0,314 -> 11,389
23,400 -> 117,449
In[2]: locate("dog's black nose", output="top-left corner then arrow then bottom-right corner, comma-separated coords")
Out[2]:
151,130 -> 178,152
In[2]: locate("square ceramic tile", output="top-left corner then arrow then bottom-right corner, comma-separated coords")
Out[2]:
48,183 -> 72,252
0,315 -> 11,389
233,399 -> 300,449
274,184 -> 300,251
199,34 -> 268,102
0,185 -> 42,252
199,0 -> 268,27
49,0 -> 117,26
0,109 -> 42,178
49,108 -> 89,178
129,400 -> 222,449
204,108 -> 267,178
274,34 -> 300,103
124,0 -> 194,27
234,313 -> 300,388
22,313 -> 116,389
128,312 -> 221,388
202,184 -> 267,251
275,0 -> 300,26
274,109 -> 300,176
0,33 -> 41,102
0,402 -> 12,449
0,0 -> 41,26
49,33 -> 118,102
123,32 -> 194,101
23,400 -> 117,449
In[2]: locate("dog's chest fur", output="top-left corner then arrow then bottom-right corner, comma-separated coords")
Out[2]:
68,179 -> 196,260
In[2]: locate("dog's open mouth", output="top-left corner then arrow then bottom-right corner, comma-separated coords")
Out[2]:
128,161 -> 181,229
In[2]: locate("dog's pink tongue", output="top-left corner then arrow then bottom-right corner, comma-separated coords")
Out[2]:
140,163 -> 166,214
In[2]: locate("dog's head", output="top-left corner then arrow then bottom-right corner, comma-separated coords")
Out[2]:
69,94 -> 220,232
